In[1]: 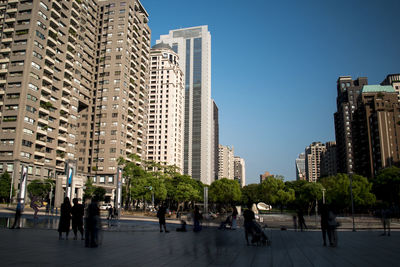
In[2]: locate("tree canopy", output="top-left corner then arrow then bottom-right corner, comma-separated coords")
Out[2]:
209,178 -> 241,204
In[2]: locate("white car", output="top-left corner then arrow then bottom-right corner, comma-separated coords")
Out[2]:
100,203 -> 112,210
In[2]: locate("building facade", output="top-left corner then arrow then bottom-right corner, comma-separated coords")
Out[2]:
353,85 -> 400,178
218,144 -> 234,180
0,0 -> 150,206
320,141 -> 337,178
156,26 -> 214,185
212,99 -> 219,181
305,142 -> 326,182
146,43 -> 185,172
295,153 -> 306,180
233,156 -> 245,187
334,76 -> 368,175
381,74 -> 400,101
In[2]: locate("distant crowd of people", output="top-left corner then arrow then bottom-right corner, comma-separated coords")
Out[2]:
9,195 -> 398,249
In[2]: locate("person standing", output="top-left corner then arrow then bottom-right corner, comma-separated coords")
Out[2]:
85,197 -> 100,248
107,206 -> 114,221
327,208 -> 338,247
71,198 -> 84,240
231,206 -> 238,229
243,204 -> 255,245
58,197 -> 72,240
157,205 -> 169,233
10,200 -> 23,229
193,206 -> 203,232
320,204 -> 331,246
381,206 -> 392,236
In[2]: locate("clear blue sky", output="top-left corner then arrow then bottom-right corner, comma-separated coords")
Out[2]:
144,0 -> 400,184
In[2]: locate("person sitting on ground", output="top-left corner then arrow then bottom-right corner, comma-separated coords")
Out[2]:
218,215 -> 232,230
243,203 -> 255,245
176,220 -> 187,232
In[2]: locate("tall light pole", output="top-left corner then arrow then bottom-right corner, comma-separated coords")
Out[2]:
349,173 -> 356,232
322,188 -> 326,204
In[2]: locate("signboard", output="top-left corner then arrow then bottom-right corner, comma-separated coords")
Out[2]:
65,162 -> 74,200
115,167 -> 122,212
19,165 -> 28,205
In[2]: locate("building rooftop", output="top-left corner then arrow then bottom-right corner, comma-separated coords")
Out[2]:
362,85 -> 395,93
151,42 -> 173,51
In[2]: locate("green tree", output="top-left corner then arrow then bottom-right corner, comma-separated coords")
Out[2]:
209,178 -> 241,205
27,179 -> 52,199
93,186 -> 106,201
0,172 -> 13,203
83,178 -> 95,200
241,184 -> 261,205
277,188 -> 295,211
320,173 -> 375,211
285,180 -> 323,213
259,176 -> 285,205
372,166 -> 400,205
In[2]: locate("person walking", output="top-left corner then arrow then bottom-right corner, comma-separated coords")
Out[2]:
297,209 -> 307,231
243,204 -> 255,245
30,196 -> 40,220
71,198 -> 84,240
320,204 -> 332,246
58,197 -> 72,240
157,205 -> 169,233
193,206 -> 203,232
10,200 -> 23,229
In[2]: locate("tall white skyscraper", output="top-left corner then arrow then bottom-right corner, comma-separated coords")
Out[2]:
146,43 -> 185,172
157,26 -> 213,185
218,145 -> 234,180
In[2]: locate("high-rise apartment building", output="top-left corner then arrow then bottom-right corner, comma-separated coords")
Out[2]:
218,144 -> 234,180
156,26 -> 214,185
321,141 -> 337,178
353,85 -> 400,177
146,43 -> 184,171
305,142 -> 326,182
0,0 -> 150,205
234,156 -> 245,187
381,74 -> 400,101
334,76 -> 368,175
295,153 -> 306,180
212,99 -> 219,181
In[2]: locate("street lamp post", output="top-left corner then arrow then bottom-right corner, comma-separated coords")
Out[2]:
322,189 -> 326,204
349,173 -> 356,232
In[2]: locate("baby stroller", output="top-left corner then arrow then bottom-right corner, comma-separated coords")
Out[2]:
250,221 -> 271,246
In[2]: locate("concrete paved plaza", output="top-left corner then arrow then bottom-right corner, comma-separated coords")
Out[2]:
0,221 -> 399,267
